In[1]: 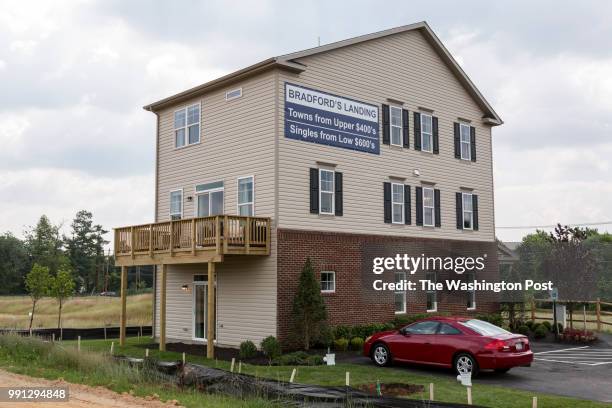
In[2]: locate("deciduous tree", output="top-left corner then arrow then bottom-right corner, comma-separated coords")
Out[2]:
50,264 -> 75,339
25,263 -> 52,333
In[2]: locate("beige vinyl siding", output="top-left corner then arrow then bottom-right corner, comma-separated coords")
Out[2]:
154,71 -> 278,347
277,29 -> 495,242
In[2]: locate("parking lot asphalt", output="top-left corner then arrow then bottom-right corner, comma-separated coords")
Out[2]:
349,335 -> 612,403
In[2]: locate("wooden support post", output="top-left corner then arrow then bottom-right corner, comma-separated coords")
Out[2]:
169,221 -> 174,256
191,219 -> 196,255
215,216 -> 221,254
130,227 -> 135,259
149,224 -> 154,257
119,266 -> 127,346
265,219 -> 271,255
159,264 -> 167,351
223,216 -> 229,253
596,298 -> 601,332
531,299 -> 536,321
245,217 -> 251,254
207,262 -> 216,359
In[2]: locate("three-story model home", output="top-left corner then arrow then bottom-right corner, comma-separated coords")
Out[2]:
114,22 -> 502,356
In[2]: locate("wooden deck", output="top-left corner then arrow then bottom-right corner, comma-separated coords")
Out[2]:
114,215 -> 271,266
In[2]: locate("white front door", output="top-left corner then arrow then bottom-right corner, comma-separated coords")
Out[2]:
193,280 -> 217,341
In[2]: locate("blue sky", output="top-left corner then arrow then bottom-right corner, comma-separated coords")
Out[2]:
0,0 -> 611,242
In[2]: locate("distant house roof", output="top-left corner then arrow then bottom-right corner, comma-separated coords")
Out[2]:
498,240 -> 519,264
143,21 -> 502,125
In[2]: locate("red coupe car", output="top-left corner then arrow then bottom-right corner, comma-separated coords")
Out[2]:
363,317 -> 533,375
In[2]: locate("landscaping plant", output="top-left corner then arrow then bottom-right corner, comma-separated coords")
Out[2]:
291,258 -> 327,350
260,336 -> 281,364
333,338 -> 349,351
239,340 -> 257,359
25,263 -> 52,332
350,337 -> 364,351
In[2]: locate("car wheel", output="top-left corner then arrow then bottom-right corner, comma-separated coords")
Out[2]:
371,343 -> 391,367
495,368 -> 510,374
454,353 -> 478,376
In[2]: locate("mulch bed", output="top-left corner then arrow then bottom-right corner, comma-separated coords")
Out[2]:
357,382 -> 425,397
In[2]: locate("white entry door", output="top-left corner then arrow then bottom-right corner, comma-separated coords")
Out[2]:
193,279 -> 217,341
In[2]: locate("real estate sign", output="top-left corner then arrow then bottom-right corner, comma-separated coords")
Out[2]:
284,83 -> 380,154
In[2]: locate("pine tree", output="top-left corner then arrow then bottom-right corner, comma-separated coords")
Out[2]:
292,258 -> 327,350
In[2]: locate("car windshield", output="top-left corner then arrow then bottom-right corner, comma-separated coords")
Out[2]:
459,319 -> 510,336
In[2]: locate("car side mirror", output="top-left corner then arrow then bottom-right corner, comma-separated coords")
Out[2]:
400,328 -> 410,336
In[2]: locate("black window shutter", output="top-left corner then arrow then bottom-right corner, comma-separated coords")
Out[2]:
473,194 -> 479,230
402,109 -> 410,148
432,116 -> 439,154
415,186 -> 423,226
434,189 -> 441,227
404,185 -> 411,225
383,182 -> 391,223
413,112 -> 421,151
334,172 -> 343,216
309,168 -> 319,214
456,192 -> 463,229
454,123 -> 460,158
470,126 -> 476,162
382,104 -> 390,145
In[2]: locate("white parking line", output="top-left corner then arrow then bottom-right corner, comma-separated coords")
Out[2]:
534,346 -> 612,366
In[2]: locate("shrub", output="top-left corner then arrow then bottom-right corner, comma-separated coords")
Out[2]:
350,337 -> 364,351
534,325 -> 547,339
390,313 -> 430,328
517,325 -> 530,336
333,338 -> 349,351
525,320 -> 535,330
531,323 -> 543,333
333,325 -> 352,340
541,321 -> 552,332
476,313 -> 504,327
272,351 -> 324,366
292,258 -> 327,350
239,340 -> 257,359
260,336 -> 281,363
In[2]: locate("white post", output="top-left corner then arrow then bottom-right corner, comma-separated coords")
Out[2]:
52,333 -> 55,343
145,348 -> 149,357
532,396 -> 538,408
238,361 -> 242,373
467,386 -> 472,405
230,358 -> 235,372
77,336 -> 81,352
110,341 -> 114,355
345,371 -> 350,387
290,368 -> 297,383
182,352 -> 186,365
583,304 -> 587,335
429,383 -> 434,401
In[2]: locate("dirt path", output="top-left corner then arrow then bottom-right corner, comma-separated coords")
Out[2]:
0,369 -> 182,408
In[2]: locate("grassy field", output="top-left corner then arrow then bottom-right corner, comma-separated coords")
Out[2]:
63,336 -> 609,408
0,294 -> 152,329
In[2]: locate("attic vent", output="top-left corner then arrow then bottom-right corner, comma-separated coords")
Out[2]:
225,88 -> 242,101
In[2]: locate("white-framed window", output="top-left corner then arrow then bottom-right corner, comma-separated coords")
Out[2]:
320,271 -> 335,293
467,271 -> 476,310
462,192 -> 473,230
423,187 -> 435,227
237,176 -> 254,216
390,106 -> 403,146
170,189 -> 183,220
426,270 -> 437,312
319,169 -> 334,215
174,103 -> 200,148
391,183 -> 404,224
195,181 -> 224,217
420,113 -> 433,153
225,88 -> 242,101
460,123 -> 471,160
394,271 -> 406,314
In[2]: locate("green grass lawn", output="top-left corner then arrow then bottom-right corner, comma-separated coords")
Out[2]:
69,336 -> 608,408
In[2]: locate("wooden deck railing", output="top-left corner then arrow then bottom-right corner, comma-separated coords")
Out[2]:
114,215 -> 270,263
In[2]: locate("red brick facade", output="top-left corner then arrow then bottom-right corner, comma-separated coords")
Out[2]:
277,228 -> 499,345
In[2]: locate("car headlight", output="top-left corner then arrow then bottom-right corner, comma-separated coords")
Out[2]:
365,336 -> 372,343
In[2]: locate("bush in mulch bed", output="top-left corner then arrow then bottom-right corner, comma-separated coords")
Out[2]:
558,328 -> 598,342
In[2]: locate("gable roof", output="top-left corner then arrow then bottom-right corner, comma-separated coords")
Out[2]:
144,21 -> 502,125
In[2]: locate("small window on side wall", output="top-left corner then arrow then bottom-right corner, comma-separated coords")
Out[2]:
320,271 -> 335,293
460,123 -> 471,160
389,106 -> 403,146
170,190 -> 182,220
319,169 -> 335,215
